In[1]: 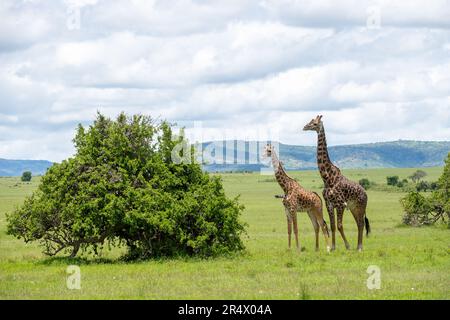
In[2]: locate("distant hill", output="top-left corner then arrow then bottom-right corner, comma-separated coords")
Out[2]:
0,159 -> 53,177
0,140 -> 448,176
200,140 -> 450,172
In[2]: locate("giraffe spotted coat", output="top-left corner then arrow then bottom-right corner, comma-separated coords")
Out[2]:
304,115 -> 370,251
264,144 -> 330,252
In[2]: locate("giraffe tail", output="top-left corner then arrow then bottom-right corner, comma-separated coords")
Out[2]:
365,216 -> 371,237
274,195 -> 285,199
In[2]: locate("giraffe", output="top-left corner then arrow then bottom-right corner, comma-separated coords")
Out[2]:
263,144 -> 331,252
303,115 -> 371,251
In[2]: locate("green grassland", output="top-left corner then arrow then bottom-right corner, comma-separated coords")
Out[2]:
0,167 -> 449,299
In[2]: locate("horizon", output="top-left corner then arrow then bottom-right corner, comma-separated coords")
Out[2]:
1,138 -> 449,163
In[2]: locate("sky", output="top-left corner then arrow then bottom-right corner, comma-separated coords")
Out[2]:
1,0 -> 450,162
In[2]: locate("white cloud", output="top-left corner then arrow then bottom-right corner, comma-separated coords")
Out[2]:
0,0 -> 449,162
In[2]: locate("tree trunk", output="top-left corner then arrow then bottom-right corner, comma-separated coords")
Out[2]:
70,243 -> 80,258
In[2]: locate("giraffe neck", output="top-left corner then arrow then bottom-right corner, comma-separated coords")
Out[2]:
271,151 -> 292,193
317,124 -> 340,185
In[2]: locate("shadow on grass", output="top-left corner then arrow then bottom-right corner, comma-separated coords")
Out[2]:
37,256 -> 119,266
35,249 -> 249,266
395,222 -> 449,229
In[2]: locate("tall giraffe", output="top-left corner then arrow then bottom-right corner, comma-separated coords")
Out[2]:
263,144 -> 330,252
303,116 -> 370,251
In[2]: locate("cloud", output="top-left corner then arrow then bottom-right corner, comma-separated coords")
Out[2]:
0,0 -> 449,162
262,0 -> 450,29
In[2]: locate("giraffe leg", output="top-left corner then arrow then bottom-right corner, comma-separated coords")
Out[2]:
337,207 -> 351,250
315,222 -> 319,251
286,213 -> 292,249
325,200 -> 336,251
357,217 -> 364,252
307,210 -> 320,251
318,219 -> 331,253
350,206 -> 365,252
313,207 -> 331,253
292,212 -> 300,250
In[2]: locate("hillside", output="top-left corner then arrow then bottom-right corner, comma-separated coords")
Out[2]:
201,140 -> 450,172
0,140 -> 448,176
0,159 -> 53,177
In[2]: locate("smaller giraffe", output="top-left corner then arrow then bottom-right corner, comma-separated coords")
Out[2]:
264,144 -> 331,252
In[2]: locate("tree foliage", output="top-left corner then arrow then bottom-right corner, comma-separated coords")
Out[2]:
416,181 -> 430,192
358,178 -> 371,190
401,153 -> 449,227
409,170 -> 427,183
386,176 -> 399,186
401,192 -> 432,226
21,171 -> 32,182
7,113 -> 246,259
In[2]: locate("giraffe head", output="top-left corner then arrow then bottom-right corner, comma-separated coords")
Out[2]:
303,115 -> 323,132
263,144 -> 274,158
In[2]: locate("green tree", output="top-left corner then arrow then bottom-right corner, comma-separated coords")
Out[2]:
430,182 -> 439,191
21,171 -> 32,182
7,113 -> 246,259
416,181 -> 430,192
436,153 -> 449,199
430,153 -> 450,226
401,153 -> 449,227
358,178 -> 371,190
401,192 -> 432,226
409,170 -> 427,183
387,176 -> 399,186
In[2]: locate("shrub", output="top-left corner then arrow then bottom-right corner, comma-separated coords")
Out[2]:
401,153 -> 449,227
21,171 -> 32,182
430,182 -> 439,191
358,178 -> 371,190
7,113 -> 246,259
401,192 -> 432,226
416,181 -> 430,192
387,176 -> 399,186
430,153 -> 450,227
409,170 -> 427,183
397,181 -> 405,188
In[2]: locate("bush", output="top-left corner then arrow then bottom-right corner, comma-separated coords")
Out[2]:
21,171 -> 32,182
358,178 -> 371,190
387,176 -> 399,186
401,153 -> 449,227
7,113 -> 246,259
401,192 -> 432,226
430,182 -> 439,191
416,181 -> 430,192
409,170 -> 427,183
396,181 -> 405,188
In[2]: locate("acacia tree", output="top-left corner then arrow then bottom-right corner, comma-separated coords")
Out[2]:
7,113 -> 246,259
409,170 -> 427,183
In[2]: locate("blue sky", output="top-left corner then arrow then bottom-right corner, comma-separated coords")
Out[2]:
1,0 -> 450,162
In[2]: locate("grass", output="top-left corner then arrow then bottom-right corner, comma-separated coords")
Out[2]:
0,167 -> 449,300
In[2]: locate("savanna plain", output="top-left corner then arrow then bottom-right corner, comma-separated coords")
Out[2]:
0,167 -> 448,299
